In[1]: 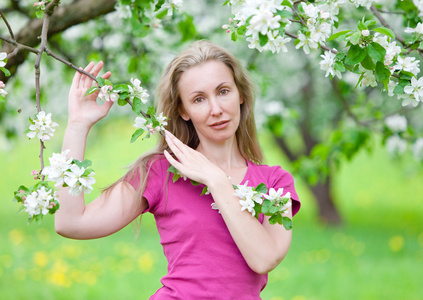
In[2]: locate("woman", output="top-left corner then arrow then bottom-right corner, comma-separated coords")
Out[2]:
56,40 -> 300,299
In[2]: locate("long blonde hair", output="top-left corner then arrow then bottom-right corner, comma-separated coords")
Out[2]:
112,40 -> 263,207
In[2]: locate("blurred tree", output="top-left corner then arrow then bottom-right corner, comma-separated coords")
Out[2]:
1,0 -> 422,224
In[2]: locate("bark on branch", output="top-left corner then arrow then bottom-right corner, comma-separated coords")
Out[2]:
0,0 -> 117,83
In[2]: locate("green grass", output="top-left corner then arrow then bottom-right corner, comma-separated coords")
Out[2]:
1,118 -> 422,300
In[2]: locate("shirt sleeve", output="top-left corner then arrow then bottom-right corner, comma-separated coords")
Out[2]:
270,166 -> 301,217
126,156 -> 167,214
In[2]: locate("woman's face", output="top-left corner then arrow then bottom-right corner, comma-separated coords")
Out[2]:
177,60 -> 243,145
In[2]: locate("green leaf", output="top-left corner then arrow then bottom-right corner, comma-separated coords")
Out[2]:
231,31 -> 237,42
393,80 -> 409,95
167,165 -> 179,174
84,86 -> 98,96
35,10 -> 44,19
0,67 -> 10,77
223,0 -> 230,5
96,77 -> 105,87
349,31 -> 361,45
253,203 -> 261,219
112,84 -> 129,93
130,128 -> 145,143
345,45 -> 368,65
177,14 -> 197,42
118,98 -> 127,106
327,30 -> 351,42
190,180 -> 200,186
364,20 -> 376,28
282,216 -> 293,230
259,33 -> 268,47
255,183 -> 267,194
375,61 -> 391,82
132,98 -> 143,115
262,199 -> 273,215
357,20 -> 367,31
281,0 -> 293,8
368,42 -> 386,62
201,186 -> 209,196
360,54 -> 375,70
373,27 -> 395,39
172,173 -> 180,183
269,213 -> 282,225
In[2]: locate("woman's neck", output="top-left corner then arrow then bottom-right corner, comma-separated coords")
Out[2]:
196,137 -> 247,173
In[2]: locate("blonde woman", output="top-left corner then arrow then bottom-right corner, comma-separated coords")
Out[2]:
56,40 -> 301,299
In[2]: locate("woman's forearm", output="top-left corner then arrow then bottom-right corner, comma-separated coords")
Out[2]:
208,177 -> 292,274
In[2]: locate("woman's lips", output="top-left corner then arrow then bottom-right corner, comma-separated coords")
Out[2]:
210,120 -> 229,129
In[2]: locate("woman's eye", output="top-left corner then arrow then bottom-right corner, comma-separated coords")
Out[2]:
193,97 -> 204,103
219,89 -> 229,95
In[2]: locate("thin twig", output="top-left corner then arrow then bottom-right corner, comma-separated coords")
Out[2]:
125,99 -> 151,118
0,9 -> 15,40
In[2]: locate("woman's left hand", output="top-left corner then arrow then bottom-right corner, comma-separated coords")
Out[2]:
163,131 -> 226,186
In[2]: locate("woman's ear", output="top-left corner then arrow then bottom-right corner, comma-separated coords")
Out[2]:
178,105 -> 190,121
240,97 -> 244,105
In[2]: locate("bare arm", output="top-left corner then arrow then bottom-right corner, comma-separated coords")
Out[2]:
163,131 -> 292,274
55,62 -> 147,239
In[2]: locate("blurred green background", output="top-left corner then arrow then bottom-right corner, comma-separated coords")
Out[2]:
1,116 -> 422,300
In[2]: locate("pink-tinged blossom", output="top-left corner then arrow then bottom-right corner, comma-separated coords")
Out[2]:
98,85 -> 118,102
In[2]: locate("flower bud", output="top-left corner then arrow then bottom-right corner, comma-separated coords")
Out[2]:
226,29 -> 231,33
222,25 -> 229,30
31,170 -> 39,176
361,29 -> 370,37
0,81 -> 5,89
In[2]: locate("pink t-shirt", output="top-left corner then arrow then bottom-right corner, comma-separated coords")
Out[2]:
129,156 -> 300,300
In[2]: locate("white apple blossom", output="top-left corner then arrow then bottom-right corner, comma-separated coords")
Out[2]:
386,135 -> 407,156
350,0 -> 376,9
0,52 -> 7,67
263,187 -> 291,212
246,35 -> 263,52
249,7 -> 281,35
361,29 -> 370,37
320,50 -> 342,79
392,56 -> 420,76
385,114 -> 407,133
302,2 -> 319,19
128,78 -> 149,104
296,32 -> 318,55
398,93 -> 420,107
404,76 -> 423,103
414,0 -> 423,16
404,22 -> 423,37
24,186 -> 57,218
64,164 -> 96,196
162,0 -> 183,16
156,112 -> 168,130
26,110 -> 59,142
134,116 -> 148,131
359,67 -> 377,87
42,150 -> 73,187
310,21 -> 331,44
412,138 -> 423,162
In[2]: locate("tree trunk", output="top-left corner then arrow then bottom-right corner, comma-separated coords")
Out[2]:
309,175 -> 341,224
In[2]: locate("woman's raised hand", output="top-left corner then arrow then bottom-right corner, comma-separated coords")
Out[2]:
163,130 -> 227,187
67,61 -> 113,129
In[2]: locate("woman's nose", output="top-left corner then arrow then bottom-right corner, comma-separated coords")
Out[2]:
210,98 -> 223,116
